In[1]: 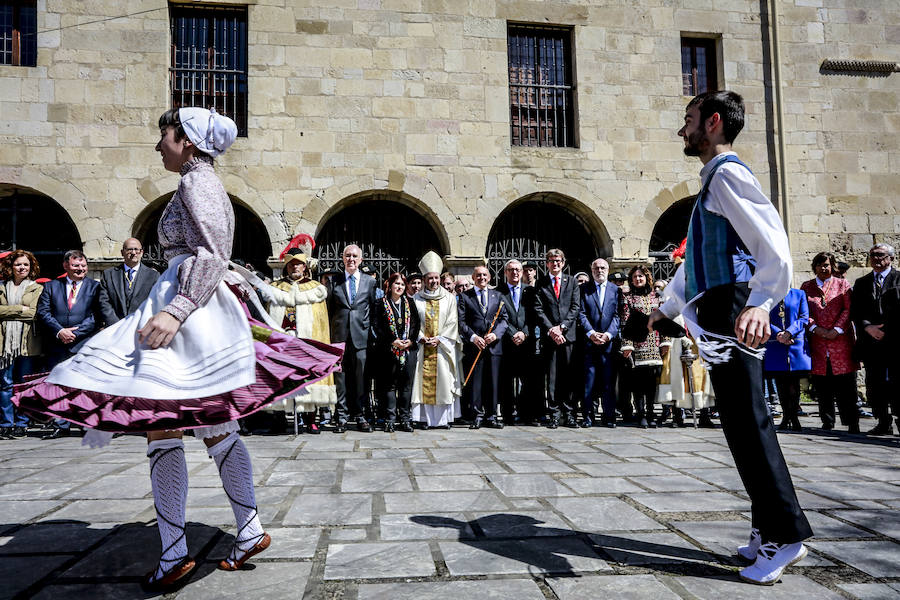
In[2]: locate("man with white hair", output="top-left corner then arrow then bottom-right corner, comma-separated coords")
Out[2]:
411,251 -> 462,428
326,244 -> 376,433
851,242 -> 900,436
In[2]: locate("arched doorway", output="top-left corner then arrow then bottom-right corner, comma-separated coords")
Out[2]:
0,185 -> 82,279
134,194 -> 273,276
650,195 -> 694,282
315,193 -> 444,282
486,196 -> 607,277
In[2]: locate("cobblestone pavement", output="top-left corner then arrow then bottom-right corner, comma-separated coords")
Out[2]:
1,417 -> 898,600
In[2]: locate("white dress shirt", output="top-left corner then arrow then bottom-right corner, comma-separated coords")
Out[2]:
587,280 -> 609,339
660,151 -> 792,319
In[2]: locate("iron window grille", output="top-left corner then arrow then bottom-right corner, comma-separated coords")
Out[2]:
508,24 -> 576,148
681,37 -> 717,96
169,4 -> 248,136
0,1 -> 36,67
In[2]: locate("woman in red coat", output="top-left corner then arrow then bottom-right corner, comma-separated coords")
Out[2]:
800,252 -> 860,433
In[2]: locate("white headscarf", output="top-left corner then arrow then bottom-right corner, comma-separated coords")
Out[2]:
179,107 -> 237,157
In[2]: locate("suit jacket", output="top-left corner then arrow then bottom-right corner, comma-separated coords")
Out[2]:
763,288 -> 811,372
98,263 -> 160,326
851,269 -> 900,359
36,277 -> 100,354
578,280 -> 621,354
327,271 -> 376,350
532,273 -> 580,344
498,282 -> 533,352
458,287 -> 509,357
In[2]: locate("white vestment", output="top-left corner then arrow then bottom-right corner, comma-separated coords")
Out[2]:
410,286 -> 462,427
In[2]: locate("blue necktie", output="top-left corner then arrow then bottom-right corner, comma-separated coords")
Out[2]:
511,285 -> 519,311
126,268 -> 135,289
349,274 -> 357,303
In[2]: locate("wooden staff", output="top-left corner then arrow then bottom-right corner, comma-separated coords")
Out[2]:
464,300 -> 505,387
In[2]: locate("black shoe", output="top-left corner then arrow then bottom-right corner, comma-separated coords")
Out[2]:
580,420 -> 593,428
639,418 -> 649,429
822,422 -> 834,431
469,419 -> 482,430
777,420 -> 790,431
564,419 -> 578,428
790,419 -> 802,432
41,427 -> 70,440
384,422 -> 395,433
648,420 -> 658,429
604,422 -> 616,429
488,419 -> 504,429
0,427 -> 11,440
11,426 -> 26,438
333,423 -> 347,434
358,420 -> 373,433
547,419 -> 559,429
674,420 -> 686,428
399,421 -> 414,432
867,423 -> 893,436
848,423 -> 860,434
698,416 -> 716,429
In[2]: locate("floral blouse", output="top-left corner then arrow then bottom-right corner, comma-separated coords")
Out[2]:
158,155 -> 234,322
620,290 -> 670,367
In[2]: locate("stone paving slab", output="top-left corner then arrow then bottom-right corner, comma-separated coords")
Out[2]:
379,513 -> 475,540
324,541 -> 436,579
808,540 -> 900,577
440,537 -> 611,575
283,493 -> 372,526
677,574 -> 845,599
590,531 -> 714,565
628,491 -> 749,513
178,562 -> 313,600
547,574 -> 683,600
829,510 -> 900,539
1,555 -> 75,600
549,497 -> 664,532
837,583 -> 900,599
358,579 -> 546,600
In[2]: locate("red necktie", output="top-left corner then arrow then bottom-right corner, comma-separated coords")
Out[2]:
68,280 -> 78,309
553,276 -> 560,299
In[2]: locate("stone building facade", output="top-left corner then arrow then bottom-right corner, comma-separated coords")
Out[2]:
1,0 -> 898,281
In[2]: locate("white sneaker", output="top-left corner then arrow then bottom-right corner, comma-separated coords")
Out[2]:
739,541 -> 807,585
737,527 -> 761,561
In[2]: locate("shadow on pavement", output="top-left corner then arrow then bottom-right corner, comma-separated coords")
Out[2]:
0,519 -> 236,599
411,513 -> 738,578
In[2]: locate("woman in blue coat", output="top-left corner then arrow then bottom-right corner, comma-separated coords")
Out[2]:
764,288 -> 811,431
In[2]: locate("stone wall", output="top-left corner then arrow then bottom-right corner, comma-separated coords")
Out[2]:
0,0 -> 898,281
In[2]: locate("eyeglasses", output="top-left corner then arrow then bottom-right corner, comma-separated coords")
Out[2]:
547,258 -> 563,264
124,248 -> 143,253
870,252 -> 889,259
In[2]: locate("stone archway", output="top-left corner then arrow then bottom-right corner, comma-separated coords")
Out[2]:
649,195 -> 695,282
314,191 -> 446,282
0,184 -> 82,279
133,194 -> 273,276
486,194 -> 611,277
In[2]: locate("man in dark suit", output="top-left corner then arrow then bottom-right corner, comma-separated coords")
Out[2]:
579,258 -> 621,428
36,249 -> 100,439
532,249 -> 581,428
851,243 -> 900,436
498,260 -> 535,424
458,265 -> 508,428
97,238 -> 160,326
326,243 -> 377,433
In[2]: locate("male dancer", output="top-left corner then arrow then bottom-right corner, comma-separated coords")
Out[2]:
649,90 -> 812,585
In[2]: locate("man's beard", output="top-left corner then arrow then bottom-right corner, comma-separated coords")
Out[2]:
683,128 -> 706,157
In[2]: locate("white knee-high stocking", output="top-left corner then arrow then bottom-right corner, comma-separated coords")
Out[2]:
147,438 -> 189,582
208,432 -> 265,565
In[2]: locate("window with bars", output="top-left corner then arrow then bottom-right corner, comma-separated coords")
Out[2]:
507,24 -> 576,148
0,1 -> 37,67
681,37 -> 718,96
169,4 -> 248,136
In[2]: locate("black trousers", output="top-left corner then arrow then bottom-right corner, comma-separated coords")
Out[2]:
334,346 -> 368,423
500,345 -> 529,422
374,357 -> 412,423
631,365 -> 661,421
464,351 -> 501,420
862,356 -> 899,428
543,341 -> 575,421
811,363 -> 859,428
613,354 -> 634,420
697,283 -> 812,544
766,371 -> 802,422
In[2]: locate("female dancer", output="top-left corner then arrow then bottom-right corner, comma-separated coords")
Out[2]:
0,250 -> 43,438
14,108 -> 342,589
620,265 -> 670,428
